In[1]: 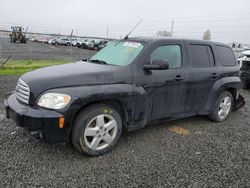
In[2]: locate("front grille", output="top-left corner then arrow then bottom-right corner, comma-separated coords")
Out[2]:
16,79 -> 30,104
241,61 -> 250,71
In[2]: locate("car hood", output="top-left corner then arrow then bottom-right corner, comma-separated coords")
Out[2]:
21,61 -> 131,97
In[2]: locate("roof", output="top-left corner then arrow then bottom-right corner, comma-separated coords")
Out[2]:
128,36 -> 228,47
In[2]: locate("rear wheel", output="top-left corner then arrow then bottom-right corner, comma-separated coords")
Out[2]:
209,91 -> 233,122
71,104 -> 123,156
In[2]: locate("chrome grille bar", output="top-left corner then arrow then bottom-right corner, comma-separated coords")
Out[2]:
16,79 -> 30,104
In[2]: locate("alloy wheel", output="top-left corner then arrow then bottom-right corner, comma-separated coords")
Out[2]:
218,96 -> 232,120
83,114 -> 117,150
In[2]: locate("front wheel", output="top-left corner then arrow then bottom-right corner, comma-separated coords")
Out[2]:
71,104 -> 123,156
209,91 -> 233,122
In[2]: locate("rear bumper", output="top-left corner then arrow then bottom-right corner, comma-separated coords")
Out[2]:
4,93 -> 70,144
232,94 -> 245,111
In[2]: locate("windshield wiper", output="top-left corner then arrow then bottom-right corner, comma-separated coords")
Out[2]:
89,59 -> 107,65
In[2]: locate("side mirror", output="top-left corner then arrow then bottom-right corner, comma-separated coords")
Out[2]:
143,59 -> 169,71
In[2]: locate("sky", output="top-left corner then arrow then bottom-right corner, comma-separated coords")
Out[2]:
0,0 -> 250,43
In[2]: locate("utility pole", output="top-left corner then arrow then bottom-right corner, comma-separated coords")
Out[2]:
170,19 -> 174,37
70,29 -> 73,55
0,38 -> 2,61
106,25 -> 109,39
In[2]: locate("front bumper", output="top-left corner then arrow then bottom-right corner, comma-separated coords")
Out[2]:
4,93 -> 70,144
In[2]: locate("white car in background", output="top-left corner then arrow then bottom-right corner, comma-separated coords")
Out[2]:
78,38 -> 93,49
48,37 -> 60,44
71,38 -> 80,46
237,49 -> 250,68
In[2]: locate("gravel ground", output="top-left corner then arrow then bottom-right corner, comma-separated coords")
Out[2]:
0,38 -> 96,61
0,76 -> 250,187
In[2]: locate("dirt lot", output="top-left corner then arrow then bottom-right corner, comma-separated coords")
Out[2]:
0,38 -> 96,61
0,75 -> 250,187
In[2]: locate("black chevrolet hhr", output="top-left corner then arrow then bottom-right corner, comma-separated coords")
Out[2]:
5,37 -> 245,156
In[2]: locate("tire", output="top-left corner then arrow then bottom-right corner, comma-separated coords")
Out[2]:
67,43 -> 70,46
71,104 -> 123,156
209,91 -> 233,122
55,42 -> 58,45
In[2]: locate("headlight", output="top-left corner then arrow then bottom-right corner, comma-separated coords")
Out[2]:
37,93 -> 71,109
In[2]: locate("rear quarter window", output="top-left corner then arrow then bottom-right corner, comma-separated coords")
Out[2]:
216,46 -> 236,67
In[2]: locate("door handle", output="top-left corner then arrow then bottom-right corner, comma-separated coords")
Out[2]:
175,75 -> 184,81
211,73 -> 219,79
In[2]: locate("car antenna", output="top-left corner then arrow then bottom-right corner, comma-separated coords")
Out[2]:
124,19 -> 143,40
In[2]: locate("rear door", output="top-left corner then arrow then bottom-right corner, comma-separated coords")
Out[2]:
186,42 -> 219,112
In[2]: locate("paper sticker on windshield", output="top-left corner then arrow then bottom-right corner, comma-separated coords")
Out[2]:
123,42 -> 141,48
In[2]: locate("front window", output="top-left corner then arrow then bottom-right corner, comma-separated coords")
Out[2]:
150,45 -> 182,68
90,41 -> 144,66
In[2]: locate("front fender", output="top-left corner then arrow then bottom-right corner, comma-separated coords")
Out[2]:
45,84 -> 144,130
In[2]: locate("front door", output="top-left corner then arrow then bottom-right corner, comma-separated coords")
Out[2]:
134,40 -> 190,121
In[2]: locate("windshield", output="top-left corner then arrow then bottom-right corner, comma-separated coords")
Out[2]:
90,41 -> 144,66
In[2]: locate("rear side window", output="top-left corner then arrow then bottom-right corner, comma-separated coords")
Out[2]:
150,45 -> 182,68
216,46 -> 236,67
189,45 -> 215,68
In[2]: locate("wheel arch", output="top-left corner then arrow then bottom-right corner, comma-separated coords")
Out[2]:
71,99 -> 127,131
204,77 -> 241,112
226,87 -> 237,101
66,84 -> 138,133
